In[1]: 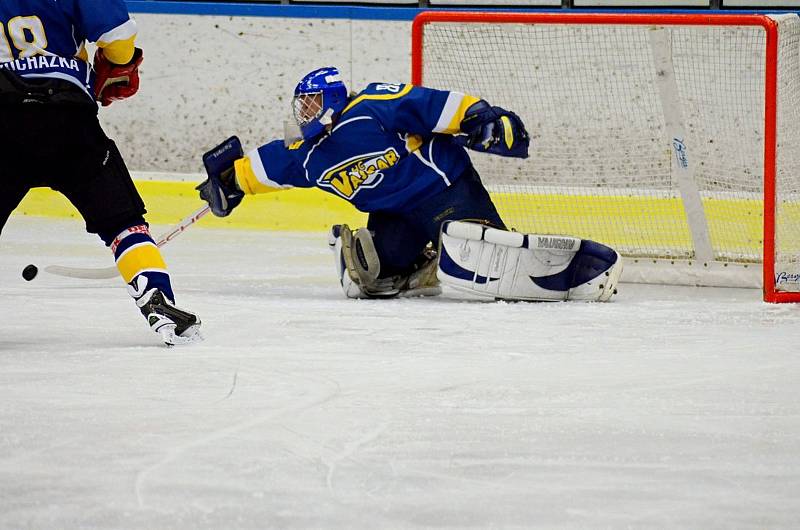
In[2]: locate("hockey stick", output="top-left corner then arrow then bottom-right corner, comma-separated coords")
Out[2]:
43,205 -> 211,280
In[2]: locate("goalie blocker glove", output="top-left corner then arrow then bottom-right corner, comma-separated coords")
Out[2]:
457,100 -> 530,159
93,48 -> 144,107
196,136 -> 245,217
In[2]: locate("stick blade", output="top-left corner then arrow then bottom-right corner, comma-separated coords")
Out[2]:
44,265 -> 118,280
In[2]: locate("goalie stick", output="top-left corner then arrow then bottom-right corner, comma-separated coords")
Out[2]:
43,205 -> 211,280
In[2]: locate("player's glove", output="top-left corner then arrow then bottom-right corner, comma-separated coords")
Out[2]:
196,136 -> 245,217
93,47 -> 144,107
457,100 -> 530,159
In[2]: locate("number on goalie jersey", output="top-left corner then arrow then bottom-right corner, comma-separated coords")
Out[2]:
0,0 -> 201,345
197,66 -> 618,302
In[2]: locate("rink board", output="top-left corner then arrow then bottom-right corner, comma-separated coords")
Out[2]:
14,179 -> 797,261
13,180 -> 368,232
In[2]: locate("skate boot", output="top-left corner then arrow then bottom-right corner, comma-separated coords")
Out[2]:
128,277 -> 202,345
397,250 -> 442,298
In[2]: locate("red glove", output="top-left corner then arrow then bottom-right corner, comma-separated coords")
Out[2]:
93,47 -> 143,106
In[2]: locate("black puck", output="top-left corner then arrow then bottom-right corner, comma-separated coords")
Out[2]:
22,264 -> 38,281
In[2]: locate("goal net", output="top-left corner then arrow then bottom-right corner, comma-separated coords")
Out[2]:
412,12 -> 800,303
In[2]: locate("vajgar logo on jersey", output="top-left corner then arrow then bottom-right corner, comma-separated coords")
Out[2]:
318,148 -> 399,199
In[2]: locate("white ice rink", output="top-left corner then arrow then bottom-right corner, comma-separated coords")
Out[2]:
1,216 -> 799,529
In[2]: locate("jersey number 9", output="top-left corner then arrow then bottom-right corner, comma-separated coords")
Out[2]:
0,16 -> 48,62
375,83 -> 401,93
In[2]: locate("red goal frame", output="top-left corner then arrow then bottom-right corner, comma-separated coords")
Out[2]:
411,12 -> 797,303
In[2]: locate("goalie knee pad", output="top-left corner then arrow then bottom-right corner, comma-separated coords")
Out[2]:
437,221 -> 622,302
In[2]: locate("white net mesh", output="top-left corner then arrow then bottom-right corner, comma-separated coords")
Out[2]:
775,16 -> 800,291
417,14 -> 800,293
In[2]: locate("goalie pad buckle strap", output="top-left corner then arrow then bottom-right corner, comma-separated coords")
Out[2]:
437,221 -> 622,302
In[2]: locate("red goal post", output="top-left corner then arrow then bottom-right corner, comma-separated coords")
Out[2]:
411,12 -> 800,303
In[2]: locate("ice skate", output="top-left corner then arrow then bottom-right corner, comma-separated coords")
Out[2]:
131,285 -> 202,345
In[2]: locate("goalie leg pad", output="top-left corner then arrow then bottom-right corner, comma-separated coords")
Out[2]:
329,225 -> 365,299
329,225 -> 399,299
554,239 -> 623,302
437,221 -> 622,302
328,225 -> 442,299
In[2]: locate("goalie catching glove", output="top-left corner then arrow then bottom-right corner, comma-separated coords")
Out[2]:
196,136 -> 245,217
457,100 -> 530,159
93,47 -> 143,107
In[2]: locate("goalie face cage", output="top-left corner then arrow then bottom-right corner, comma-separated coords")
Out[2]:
412,12 -> 800,303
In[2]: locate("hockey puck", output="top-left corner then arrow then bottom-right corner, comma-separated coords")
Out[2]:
22,264 -> 38,281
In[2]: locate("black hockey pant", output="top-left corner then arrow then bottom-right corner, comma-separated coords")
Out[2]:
0,73 -> 145,244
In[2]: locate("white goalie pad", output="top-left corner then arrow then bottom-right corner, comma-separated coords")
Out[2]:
330,225 -> 367,299
437,221 -> 623,302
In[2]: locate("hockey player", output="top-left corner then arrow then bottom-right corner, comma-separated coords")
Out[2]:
0,0 -> 201,344
197,67 -> 622,302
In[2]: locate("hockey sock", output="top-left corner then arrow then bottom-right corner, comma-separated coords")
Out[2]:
110,224 -> 175,303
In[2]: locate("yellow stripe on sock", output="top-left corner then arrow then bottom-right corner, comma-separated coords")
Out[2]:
116,243 -> 167,283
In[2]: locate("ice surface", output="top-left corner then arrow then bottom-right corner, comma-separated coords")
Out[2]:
1,217 -> 799,529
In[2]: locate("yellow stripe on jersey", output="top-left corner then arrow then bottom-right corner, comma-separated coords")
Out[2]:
97,35 -> 136,65
116,243 -> 167,283
76,44 -> 88,62
342,84 -> 413,115
405,134 -> 423,153
96,18 -> 138,63
434,93 -> 480,135
234,156 -> 282,195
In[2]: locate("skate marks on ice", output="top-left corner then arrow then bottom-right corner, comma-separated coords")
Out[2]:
2,217 -> 800,528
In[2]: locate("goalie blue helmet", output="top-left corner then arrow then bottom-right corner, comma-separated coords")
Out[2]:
293,66 -> 349,140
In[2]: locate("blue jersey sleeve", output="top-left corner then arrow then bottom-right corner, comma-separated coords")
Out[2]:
235,139 -> 314,195
341,83 -> 481,137
68,0 -> 133,44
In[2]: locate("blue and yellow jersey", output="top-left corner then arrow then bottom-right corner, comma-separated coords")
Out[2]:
234,83 -> 482,213
0,0 -> 137,96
